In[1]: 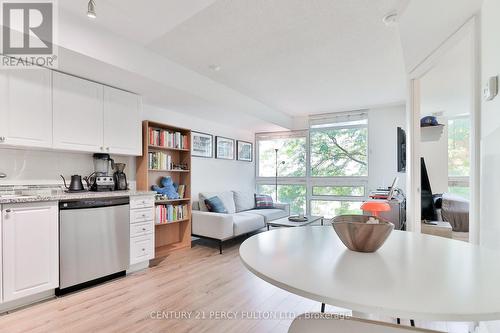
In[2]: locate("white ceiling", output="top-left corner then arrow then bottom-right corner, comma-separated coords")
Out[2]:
147,0 -> 408,116
58,0 -> 408,122
420,30 -> 473,118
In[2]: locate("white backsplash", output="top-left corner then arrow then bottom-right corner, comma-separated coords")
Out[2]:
0,147 -> 136,186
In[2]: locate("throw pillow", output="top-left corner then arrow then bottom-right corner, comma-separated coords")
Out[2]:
199,191 -> 236,213
254,194 -> 275,209
204,196 -> 228,213
233,191 -> 255,212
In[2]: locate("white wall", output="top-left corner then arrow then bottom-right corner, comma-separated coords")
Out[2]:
0,149 -> 134,186
367,105 -> 407,193
398,0 -> 482,72
143,105 -> 255,201
480,0 -> 500,251
480,1 -> 500,331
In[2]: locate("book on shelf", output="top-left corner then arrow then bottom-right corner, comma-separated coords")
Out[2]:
178,185 -> 185,199
148,151 -> 172,170
155,204 -> 189,224
149,127 -> 189,150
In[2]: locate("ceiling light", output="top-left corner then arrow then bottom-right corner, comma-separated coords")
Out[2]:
209,64 -> 221,72
382,12 -> 398,26
87,0 -> 96,19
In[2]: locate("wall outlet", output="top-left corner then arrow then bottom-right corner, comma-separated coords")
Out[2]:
484,75 -> 499,101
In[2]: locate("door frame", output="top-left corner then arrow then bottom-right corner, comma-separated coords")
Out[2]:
406,16 -> 481,243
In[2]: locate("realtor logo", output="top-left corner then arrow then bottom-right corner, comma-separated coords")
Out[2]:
1,0 -> 58,68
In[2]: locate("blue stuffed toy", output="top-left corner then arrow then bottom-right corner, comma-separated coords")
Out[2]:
152,176 -> 180,199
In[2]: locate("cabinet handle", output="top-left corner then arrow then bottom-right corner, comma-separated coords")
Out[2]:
5,209 -> 11,213
106,147 -> 110,151
142,214 -> 146,217
0,172 -> 6,179
100,146 -> 104,150
0,136 -> 5,142
142,228 -> 146,231
142,248 -> 146,251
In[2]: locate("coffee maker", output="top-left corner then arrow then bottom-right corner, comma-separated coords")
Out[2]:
88,153 -> 115,192
113,163 -> 128,191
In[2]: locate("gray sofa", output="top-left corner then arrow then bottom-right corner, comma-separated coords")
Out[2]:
192,191 -> 290,253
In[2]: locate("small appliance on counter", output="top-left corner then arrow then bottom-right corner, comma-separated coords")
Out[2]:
86,153 -> 116,192
113,163 -> 128,191
60,175 -> 87,193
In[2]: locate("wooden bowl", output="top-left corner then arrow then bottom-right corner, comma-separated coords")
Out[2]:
332,215 -> 394,253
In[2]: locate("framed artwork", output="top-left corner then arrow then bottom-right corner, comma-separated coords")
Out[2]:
215,136 -> 235,160
191,131 -> 213,158
237,140 -> 253,162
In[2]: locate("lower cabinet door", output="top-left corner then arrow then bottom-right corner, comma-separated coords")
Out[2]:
2,202 -> 59,302
130,234 -> 154,265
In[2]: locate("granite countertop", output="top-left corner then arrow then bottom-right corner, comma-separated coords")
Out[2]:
0,190 -> 157,204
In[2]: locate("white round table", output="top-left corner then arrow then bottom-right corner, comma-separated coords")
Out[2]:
239,226 -> 500,321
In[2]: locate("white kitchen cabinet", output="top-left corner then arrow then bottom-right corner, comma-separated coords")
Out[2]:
129,195 -> 154,266
53,71 -> 104,153
103,86 -> 142,155
0,68 -> 52,148
2,202 -> 58,302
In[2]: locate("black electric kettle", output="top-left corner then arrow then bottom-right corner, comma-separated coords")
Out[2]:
60,175 -> 87,192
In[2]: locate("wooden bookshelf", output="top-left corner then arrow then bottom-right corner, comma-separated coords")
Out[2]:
136,120 -> 192,259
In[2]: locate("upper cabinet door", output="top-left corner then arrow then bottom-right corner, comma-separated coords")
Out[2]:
53,72 -> 104,153
0,68 -> 52,148
103,86 -> 142,156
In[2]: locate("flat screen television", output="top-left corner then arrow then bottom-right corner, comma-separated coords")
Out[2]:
421,157 -> 437,221
397,127 -> 406,172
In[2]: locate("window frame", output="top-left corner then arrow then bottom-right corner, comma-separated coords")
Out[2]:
447,115 -> 471,198
255,111 -> 370,216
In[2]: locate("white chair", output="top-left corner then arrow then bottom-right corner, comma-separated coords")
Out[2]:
288,314 -> 440,333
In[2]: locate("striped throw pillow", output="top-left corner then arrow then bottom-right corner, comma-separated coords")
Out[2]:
254,194 -> 275,209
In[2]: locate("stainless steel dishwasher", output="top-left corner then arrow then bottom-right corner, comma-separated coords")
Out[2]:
57,197 -> 129,295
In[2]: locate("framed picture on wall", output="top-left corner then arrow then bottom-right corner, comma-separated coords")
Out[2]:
191,131 -> 213,158
215,136 -> 235,160
236,140 -> 253,162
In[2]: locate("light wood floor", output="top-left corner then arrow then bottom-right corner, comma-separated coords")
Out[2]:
0,235 -> 474,333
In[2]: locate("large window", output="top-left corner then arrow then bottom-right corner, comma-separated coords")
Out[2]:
448,117 -> 470,199
310,120 -> 368,177
256,112 -> 368,217
257,137 -> 306,177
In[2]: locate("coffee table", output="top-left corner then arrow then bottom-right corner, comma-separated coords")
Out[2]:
267,215 -> 324,230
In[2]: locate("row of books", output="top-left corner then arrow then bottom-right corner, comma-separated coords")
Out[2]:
148,151 -> 172,170
155,204 -> 189,224
149,127 -> 189,150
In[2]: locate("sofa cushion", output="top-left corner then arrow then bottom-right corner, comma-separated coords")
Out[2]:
246,209 -> 288,222
254,194 -> 275,209
199,191 -> 236,214
233,212 -> 265,236
233,191 -> 255,212
204,196 -> 228,213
